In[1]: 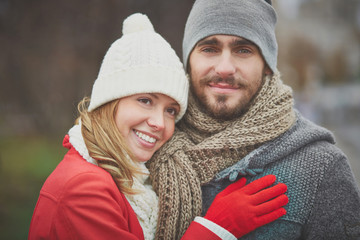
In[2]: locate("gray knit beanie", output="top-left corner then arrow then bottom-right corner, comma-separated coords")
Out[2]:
182,0 -> 278,73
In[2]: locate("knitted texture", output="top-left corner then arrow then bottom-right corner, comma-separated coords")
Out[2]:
125,163 -> 158,240
68,124 -> 98,166
201,112 -> 360,239
147,73 -> 296,239
209,112 -> 336,223
204,176 -> 288,238
182,0 -> 277,72
88,13 -> 189,121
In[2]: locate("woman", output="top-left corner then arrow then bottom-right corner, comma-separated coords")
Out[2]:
29,13 -> 288,240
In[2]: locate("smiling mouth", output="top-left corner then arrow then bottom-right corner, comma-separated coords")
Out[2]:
208,82 -> 239,94
209,82 -> 238,89
134,130 -> 157,143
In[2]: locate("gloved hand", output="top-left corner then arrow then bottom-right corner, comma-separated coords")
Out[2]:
204,175 -> 288,238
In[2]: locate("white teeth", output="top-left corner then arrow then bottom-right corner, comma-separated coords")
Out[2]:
135,131 -> 156,143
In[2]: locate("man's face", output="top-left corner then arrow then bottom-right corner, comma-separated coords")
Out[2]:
188,35 -> 271,120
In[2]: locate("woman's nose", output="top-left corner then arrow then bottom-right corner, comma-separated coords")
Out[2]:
146,111 -> 165,131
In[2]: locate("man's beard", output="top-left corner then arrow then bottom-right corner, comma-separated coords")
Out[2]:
190,75 -> 263,121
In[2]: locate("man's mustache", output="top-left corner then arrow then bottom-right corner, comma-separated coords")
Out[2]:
200,76 -> 245,88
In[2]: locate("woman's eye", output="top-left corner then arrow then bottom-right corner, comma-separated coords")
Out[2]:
167,108 -> 178,116
138,98 -> 151,105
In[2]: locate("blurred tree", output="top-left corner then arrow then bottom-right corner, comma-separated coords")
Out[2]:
1,0 -> 359,136
0,0 -> 194,137
276,0 -> 360,88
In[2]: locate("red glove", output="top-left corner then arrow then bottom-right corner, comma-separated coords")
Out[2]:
204,175 -> 288,238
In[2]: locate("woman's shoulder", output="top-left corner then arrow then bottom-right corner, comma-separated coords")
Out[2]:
40,149 -> 119,202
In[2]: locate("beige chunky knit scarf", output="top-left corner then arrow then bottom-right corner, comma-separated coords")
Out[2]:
147,72 -> 296,239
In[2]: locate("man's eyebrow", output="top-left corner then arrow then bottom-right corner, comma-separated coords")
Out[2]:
196,38 -> 220,47
196,37 -> 256,48
230,38 -> 256,47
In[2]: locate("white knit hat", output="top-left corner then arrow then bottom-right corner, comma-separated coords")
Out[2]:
88,13 -> 189,121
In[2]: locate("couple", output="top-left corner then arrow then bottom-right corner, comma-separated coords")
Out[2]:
29,0 -> 360,239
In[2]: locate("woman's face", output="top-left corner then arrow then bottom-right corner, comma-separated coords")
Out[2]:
115,93 -> 180,162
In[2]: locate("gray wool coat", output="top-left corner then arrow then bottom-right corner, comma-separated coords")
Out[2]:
202,111 -> 360,239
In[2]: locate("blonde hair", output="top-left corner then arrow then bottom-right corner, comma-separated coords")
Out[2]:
77,97 -> 142,195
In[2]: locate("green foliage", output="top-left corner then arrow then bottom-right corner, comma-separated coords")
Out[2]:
0,136 -> 66,240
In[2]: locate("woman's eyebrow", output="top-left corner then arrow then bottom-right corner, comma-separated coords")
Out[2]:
148,93 -> 159,99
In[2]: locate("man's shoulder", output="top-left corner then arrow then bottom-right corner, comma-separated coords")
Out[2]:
285,112 -> 345,160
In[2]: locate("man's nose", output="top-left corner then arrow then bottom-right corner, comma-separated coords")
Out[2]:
214,52 -> 236,78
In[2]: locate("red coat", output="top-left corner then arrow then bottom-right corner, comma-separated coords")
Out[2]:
29,136 -> 144,240
29,136 -> 222,240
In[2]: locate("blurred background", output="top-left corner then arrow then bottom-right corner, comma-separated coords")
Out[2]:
0,0 -> 359,239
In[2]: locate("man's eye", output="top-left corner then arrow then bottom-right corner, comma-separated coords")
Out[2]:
201,47 -> 217,53
237,48 -> 251,54
138,98 -> 151,105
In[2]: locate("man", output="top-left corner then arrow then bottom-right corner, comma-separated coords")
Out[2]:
147,0 -> 360,239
